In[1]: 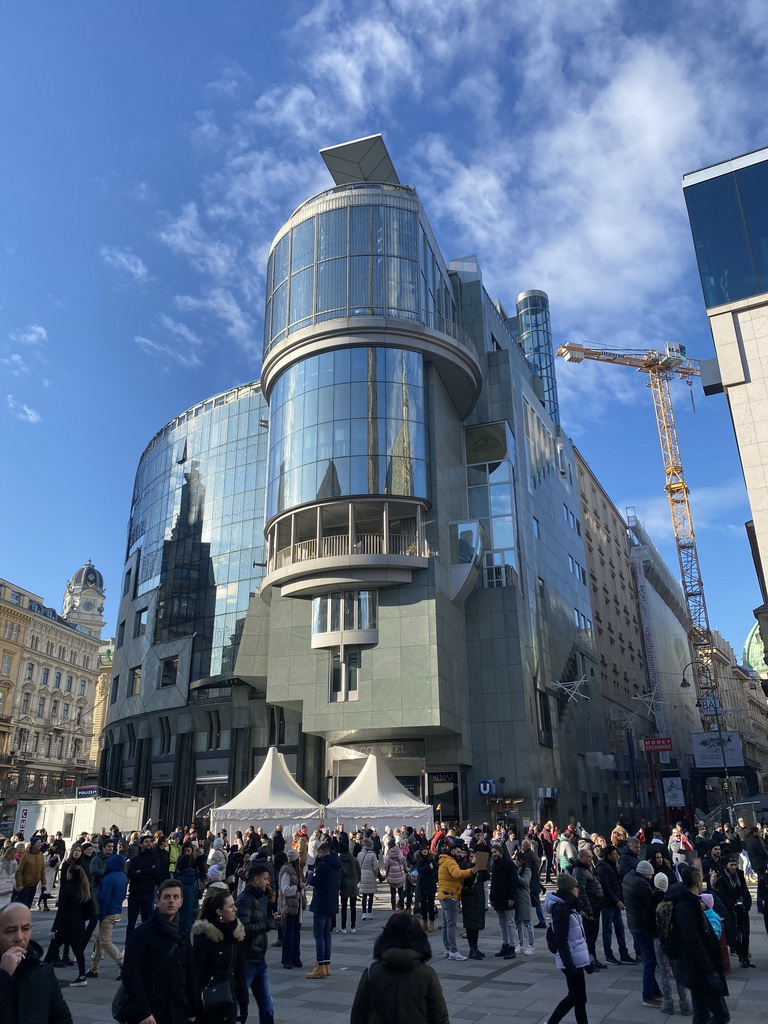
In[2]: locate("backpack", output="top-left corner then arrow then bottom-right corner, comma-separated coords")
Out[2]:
545,922 -> 558,953
656,898 -> 680,957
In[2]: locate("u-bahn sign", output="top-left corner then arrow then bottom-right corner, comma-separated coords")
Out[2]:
478,779 -> 495,797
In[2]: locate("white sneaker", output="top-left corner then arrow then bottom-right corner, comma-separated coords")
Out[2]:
450,951 -> 467,961
350,928 -> 356,933
443,950 -> 451,958
344,928 -> 351,934
525,945 -> 535,956
514,945 -> 524,954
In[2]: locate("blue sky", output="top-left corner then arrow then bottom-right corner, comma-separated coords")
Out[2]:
1,0 -> 766,658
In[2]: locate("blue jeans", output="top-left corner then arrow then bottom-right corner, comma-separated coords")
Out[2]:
441,898 -> 459,952
602,906 -> 630,958
245,960 -> 274,1024
629,927 -> 661,1001
533,890 -> 546,926
312,912 -> 333,963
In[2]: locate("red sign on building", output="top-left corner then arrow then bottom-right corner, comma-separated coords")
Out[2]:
642,737 -> 673,752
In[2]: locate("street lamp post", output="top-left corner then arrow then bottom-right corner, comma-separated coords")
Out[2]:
681,660 -> 735,824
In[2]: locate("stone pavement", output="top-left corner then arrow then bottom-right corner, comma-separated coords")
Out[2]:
29,886 -> 768,1024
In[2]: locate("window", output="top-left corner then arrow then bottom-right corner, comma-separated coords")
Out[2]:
4,622 -> 19,641
69,650 -> 77,664
26,662 -> 34,680
62,703 -> 69,721
128,666 -> 142,696
127,723 -> 137,758
46,642 -> 53,655
79,679 -> 86,696
207,710 -> 221,750
72,739 -> 82,760
37,696 -> 45,717
32,732 -> 39,753
134,608 -> 148,638
537,690 -> 553,746
18,728 -> 29,751
44,735 -> 51,757
312,591 -> 378,634
329,648 -> 362,702
30,635 -> 39,651
54,672 -> 61,689
532,516 -> 540,538
65,675 -> 73,692
75,706 -> 82,726
58,646 -> 66,660
159,716 -> 171,755
160,656 -> 178,688
21,692 -> 30,714
268,706 -> 286,746
117,621 -> 125,648
51,700 -> 59,719
41,667 -> 49,686
55,737 -> 63,759
123,569 -> 132,597
83,656 -> 90,669
110,675 -> 119,705
10,591 -> 21,606
1,655 -> 11,676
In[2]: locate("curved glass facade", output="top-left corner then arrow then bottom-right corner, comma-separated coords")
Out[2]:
517,290 -> 559,428
264,184 -> 457,355
127,383 -> 268,682
267,348 -> 426,520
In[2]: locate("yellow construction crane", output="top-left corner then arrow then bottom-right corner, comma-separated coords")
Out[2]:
556,342 -> 711,657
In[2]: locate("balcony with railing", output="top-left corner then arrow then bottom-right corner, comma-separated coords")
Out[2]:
263,498 -> 429,600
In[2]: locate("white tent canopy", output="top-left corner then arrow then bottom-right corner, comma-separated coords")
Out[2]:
211,746 -> 322,837
325,753 -> 434,833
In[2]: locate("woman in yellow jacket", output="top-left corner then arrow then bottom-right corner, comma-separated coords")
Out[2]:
14,836 -> 47,908
436,842 -> 478,960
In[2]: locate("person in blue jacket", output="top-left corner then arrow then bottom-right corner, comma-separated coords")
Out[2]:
175,845 -> 201,933
88,854 -> 128,978
305,841 -> 341,978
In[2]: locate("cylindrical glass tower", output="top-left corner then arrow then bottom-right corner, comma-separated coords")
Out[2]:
259,181 -> 481,600
516,290 -> 560,427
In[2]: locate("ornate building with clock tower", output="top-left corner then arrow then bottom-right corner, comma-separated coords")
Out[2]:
62,560 -> 106,637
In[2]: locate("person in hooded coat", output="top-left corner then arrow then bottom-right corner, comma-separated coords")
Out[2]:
349,911 -> 449,1024
305,842 -> 341,978
357,839 -> 379,920
175,847 -> 201,933
192,889 -> 248,1024
544,873 -> 592,1024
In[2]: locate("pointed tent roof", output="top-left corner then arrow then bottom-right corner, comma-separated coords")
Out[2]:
212,747 -> 322,830
326,753 -> 433,831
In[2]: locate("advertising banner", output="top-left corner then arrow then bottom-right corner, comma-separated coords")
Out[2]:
642,737 -> 673,752
662,777 -> 685,807
692,731 -> 744,769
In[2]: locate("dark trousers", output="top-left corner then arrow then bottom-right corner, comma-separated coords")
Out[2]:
46,935 -> 85,977
583,914 -> 600,959
734,907 -> 750,961
340,895 -> 357,930
361,892 -> 373,914
281,914 -> 301,967
629,927 -> 661,1001
419,892 -> 436,922
690,987 -> 729,1024
125,891 -> 154,940
82,915 -> 99,951
389,885 -> 404,911
550,967 -> 588,1024
466,926 -> 480,950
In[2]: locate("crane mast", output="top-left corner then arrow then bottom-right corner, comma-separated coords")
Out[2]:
557,341 -> 713,665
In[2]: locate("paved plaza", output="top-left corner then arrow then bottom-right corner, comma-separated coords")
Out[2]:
30,885 -> 768,1024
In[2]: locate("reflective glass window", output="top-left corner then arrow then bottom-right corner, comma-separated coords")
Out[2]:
350,206 -> 371,254
272,281 -> 288,338
291,218 -> 315,272
736,161 -> 768,294
350,255 -> 371,313
312,596 -> 327,636
489,484 -> 512,516
317,258 -> 347,314
469,487 -> 489,518
492,516 -> 515,549
318,209 -> 347,261
274,234 -> 290,285
684,173 -> 758,308
289,267 -> 314,326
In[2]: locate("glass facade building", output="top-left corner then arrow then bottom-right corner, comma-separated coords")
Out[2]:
684,149 -> 768,308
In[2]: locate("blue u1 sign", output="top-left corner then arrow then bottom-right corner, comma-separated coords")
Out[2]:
478,779 -> 495,797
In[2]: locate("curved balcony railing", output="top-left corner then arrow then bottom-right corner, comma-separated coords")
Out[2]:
271,532 -> 422,573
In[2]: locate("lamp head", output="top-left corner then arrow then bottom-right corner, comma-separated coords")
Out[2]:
681,676 -> 692,689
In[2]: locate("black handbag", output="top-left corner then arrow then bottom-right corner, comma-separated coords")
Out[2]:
111,982 -> 131,1024
202,978 -> 235,1013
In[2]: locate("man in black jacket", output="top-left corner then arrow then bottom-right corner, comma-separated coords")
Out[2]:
623,860 -> 661,1007
618,837 -> 641,880
126,834 -> 162,941
236,863 -> 275,1023
490,842 -> 518,959
0,903 -> 72,1024
595,845 -> 633,964
573,848 -> 606,968
122,878 -> 199,1024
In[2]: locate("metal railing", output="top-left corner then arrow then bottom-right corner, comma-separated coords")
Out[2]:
271,532 -> 423,571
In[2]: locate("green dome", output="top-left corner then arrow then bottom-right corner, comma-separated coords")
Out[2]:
743,622 -> 768,675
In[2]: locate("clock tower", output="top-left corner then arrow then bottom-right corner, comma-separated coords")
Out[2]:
62,560 -> 106,637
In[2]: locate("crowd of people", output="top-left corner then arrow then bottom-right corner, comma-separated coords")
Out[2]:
0,813 -> 767,1024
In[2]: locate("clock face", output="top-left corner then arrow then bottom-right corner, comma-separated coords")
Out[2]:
82,601 -> 95,611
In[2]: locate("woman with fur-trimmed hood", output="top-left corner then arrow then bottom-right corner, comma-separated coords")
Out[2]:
350,911 -> 450,1024
192,888 -> 249,1024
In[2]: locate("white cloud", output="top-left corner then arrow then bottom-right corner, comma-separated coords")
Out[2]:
176,288 -> 255,357
10,324 -> 47,345
205,64 -> 252,101
625,479 -> 751,543
7,394 -> 41,423
0,354 -> 29,376
135,335 -> 202,370
100,245 -> 150,282
158,203 -> 238,280
131,182 -> 157,203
